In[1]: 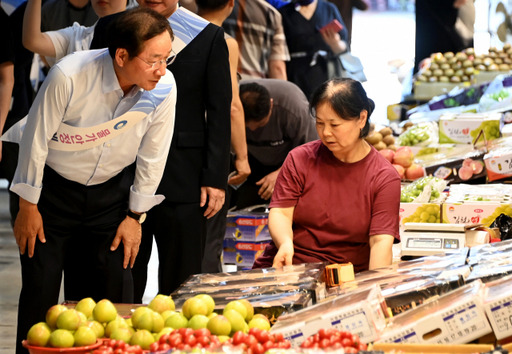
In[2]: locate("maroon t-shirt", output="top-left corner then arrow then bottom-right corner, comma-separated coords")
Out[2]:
253,140 -> 401,273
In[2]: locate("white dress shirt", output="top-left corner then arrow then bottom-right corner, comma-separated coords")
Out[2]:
11,49 -> 177,212
46,21 -> 96,66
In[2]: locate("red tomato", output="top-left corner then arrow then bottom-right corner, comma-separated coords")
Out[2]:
159,333 -> 171,344
352,334 -> 360,347
184,334 -> 197,347
149,342 -> 160,352
250,342 -> 265,354
168,334 -> 183,348
158,343 -> 171,351
272,332 -> 284,343
248,327 -> 262,336
232,331 -> 247,345
263,340 -> 275,351
177,327 -> 194,337
319,338 -> 331,349
344,347 -> 358,353
196,335 -> 211,347
245,334 -> 259,347
254,329 -> 269,343
91,350 -> 112,354
343,337 -> 354,347
358,342 -> 368,351
194,328 -> 211,337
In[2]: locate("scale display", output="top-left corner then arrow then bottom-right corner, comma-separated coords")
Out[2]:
406,237 -> 460,249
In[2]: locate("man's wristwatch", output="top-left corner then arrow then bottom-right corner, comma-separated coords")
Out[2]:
127,210 -> 147,224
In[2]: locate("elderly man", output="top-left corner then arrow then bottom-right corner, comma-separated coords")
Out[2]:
10,8 -> 176,353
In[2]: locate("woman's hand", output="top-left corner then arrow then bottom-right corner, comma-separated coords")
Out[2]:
272,239 -> 294,268
320,28 -> 347,55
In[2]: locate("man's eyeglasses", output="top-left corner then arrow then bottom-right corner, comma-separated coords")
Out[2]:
136,50 -> 177,70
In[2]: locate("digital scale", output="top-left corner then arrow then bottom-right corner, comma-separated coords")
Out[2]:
401,222 -> 486,257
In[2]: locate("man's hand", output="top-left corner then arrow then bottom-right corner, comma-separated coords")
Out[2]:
13,197 -> 45,257
272,239 -> 294,268
256,169 -> 280,200
110,217 -> 142,269
228,157 -> 251,186
200,186 -> 225,219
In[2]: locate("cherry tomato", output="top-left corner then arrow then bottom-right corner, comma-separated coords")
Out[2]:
344,347 -> 358,353
183,334 -> 197,347
250,342 -> 265,354
341,337 -> 354,348
159,333 -> 171,344
194,328 -> 211,337
254,329 -> 269,343
177,327 -> 194,337
232,331 -> 247,345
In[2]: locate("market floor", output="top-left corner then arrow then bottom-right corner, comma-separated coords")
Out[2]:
0,7 -> 415,353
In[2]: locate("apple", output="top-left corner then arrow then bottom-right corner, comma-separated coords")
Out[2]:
48,329 -> 74,348
130,329 -> 155,350
207,315 -> 231,336
208,312 -> 218,319
74,297 -> 96,319
80,320 -> 105,339
74,326 -> 97,347
154,327 -> 174,341
182,297 -> 208,319
223,309 -> 247,334
56,309 -> 83,331
188,314 -> 210,330
248,316 -> 270,331
105,317 -> 129,338
238,299 -> 254,321
379,148 -> 395,163
393,146 -> 414,168
151,311 -> 165,333
392,164 -> 405,180
26,322 -> 51,347
93,299 -> 117,324
223,300 -> 248,320
405,163 -> 425,180
161,310 -> 176,322
46,304 -> 68,329
148,294 -> 175,314
194,294 -> 215,315
110,327 -> 134,343
164,312 -> 188,329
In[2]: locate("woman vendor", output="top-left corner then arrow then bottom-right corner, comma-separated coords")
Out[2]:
253,78 -> 401,273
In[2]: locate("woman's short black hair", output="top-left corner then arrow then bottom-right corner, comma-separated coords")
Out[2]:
107,7 -> 174,59
309,78 -> 375,138
239,82 -> 272,122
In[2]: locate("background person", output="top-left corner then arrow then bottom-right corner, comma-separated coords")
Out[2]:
11,8 -> 176,353
253,78 -> 400,272
195,0 -> 251,273
279,0 -> 348,98
222,0 -> 290,80
90,0 -> 232,298
232,79 -> 317,210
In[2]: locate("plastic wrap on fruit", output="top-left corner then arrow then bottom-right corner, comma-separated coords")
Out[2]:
400,176 -> 448,203
478,75 -> 512,112
397,122 -> 438,147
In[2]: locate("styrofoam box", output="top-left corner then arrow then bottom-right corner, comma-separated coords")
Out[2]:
483,274 -> 512,340
270,284 -> 387,346
376,280 -> 492,345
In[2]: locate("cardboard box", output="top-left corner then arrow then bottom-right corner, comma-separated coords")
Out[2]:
400,203 -> 441,227
226,210 -> 271,242
438,113 -> 503,144
376,280 -> 492,345
484,146 -> 512,181
442,202 -> 512,227
222,238 -> 270,268
413,82 -> 470,101
483,274 -> 512,339
269,285 -> 387,346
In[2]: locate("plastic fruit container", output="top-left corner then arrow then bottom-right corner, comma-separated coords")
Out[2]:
22,340 -> 102,354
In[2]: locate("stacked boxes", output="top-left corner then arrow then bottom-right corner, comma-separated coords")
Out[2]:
438,112 -> 503,144
376,280 -> 492,345
270,284 -> 387,346
223,206 -> 272,269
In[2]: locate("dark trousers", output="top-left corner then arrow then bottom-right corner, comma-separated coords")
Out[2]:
132,201 -> 206,302
16,166 -> 134,354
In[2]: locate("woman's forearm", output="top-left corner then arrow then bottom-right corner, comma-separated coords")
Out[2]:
368,234 -> 394,270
